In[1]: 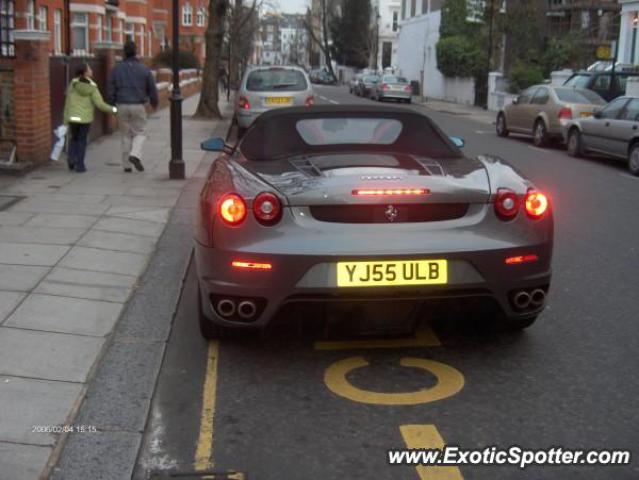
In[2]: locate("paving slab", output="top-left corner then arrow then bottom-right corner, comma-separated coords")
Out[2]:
106,207 -> 171,224
0,212 -> 33,226
35,267 -> 136,303
105,195 -> 178,208
0,243 -> 69,267
59,246 -> 150,277
79,230 -> 157,255
8,198 -> 110,216
24,213 -> 99,229
0,265 -> 50,291
57,184 -> 130,195
0,291 -> 26,323
0,226 -> 86,245
0,375 -> 83,445
0,442 -> 53,480
125,186 -> 182,197
5,294 -> 123,337
27,193 -> 108,204
0,328 -> 104,382
92,216 -> 166,238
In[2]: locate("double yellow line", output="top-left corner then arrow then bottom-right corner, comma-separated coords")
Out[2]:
194,340 -> 220,470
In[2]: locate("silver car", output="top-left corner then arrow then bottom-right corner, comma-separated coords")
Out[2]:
236,66 -> 314,132
565,96 -> 639,175
371,75 -> 412,103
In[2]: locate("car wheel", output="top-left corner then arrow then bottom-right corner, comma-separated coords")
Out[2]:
628,143 -> 639,176
567,128 -> 583,157
533,119 -> 549,147
496,113 -> 509,137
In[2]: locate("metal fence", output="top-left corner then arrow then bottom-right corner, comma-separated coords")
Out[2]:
0,0 -> 14,58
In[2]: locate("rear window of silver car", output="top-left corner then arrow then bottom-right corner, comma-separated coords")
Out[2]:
555,88 -> 606,105
296,118 -> 402,145
246,69 -> 308,92
383,76 -> 408,83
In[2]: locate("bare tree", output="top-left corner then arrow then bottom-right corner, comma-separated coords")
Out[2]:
304,0 -> 337,80
228,0 -> 260,87
194,0 -> 230,118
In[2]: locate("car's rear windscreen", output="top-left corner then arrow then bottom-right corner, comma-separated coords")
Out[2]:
241,111 -> 461,160
246,69 -> 308,92
564,75 -> 591,89
383,76 -> 408,83
555,88 -> 606,104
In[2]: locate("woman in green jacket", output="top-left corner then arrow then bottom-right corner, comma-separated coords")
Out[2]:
62,64 -> 117,172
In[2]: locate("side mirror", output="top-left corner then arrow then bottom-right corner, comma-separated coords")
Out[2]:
511,97 -> 520,105
201,137 -> 227,152
449,136 -> 465,148
593,111 -> 602,119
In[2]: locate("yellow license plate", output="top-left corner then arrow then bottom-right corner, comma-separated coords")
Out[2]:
337,260 -> 448,287
265,97 -> 293,105
580,112 -> 593,118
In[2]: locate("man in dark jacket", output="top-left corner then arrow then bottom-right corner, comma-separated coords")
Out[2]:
107,40 -> 159,172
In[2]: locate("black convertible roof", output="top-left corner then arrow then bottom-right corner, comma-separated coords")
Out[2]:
241,105 -> 460,161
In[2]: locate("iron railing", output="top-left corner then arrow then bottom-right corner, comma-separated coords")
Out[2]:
0,0 -> 15,58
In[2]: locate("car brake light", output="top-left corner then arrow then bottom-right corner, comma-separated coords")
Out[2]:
524,189 -> 549,219
494,188 -> 519,220
382,83 -> 390,91
505,254 -> 538,265
218,193 -> 247,225
238,96 -> 250,110
232,260 -> 272,270
305,96 -> 314,107
352,188 -> 429,196
558,107 -> 573,120
404,85 -> 412,92
253,191 -> 282,225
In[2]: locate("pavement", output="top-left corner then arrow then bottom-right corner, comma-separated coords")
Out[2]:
0,93 -> 232,479
416,97 -> 496,126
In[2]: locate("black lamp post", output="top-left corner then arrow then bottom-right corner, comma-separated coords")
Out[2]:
169,0 -> 185,179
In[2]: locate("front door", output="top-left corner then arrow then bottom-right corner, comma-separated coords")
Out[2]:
582,97 -> 628,153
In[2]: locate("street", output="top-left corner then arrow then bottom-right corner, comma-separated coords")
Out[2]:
135,85 -> 639,480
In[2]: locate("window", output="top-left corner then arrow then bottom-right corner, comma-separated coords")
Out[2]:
246,68 -> 308,92
137,24 -> 144,56
26,0 -> 34,29
196,7 -> 205,27
410,0 -> 416,17
53,9 -> 62,53
38,6 -> 47,31
71,13 -> 88,53
125,22 -> 134,42
392,11 -> 398,31
555,88 -> 605,105
600,97 -> 628,119
580,10 -> 590,30
422,0 -> 428,16
621,99 -> 639,121
401,0 -> 406,19
182,3 -> 193,26
0,0 -> 15,57
466,0 -> 485,23
105,15 -> 112,42
120,19 -> 124,42
564,74 -> 591,89
530,87 -> 550,105
297,119 -> 403,146
592,74 -> 611,91
96,15 -> 102,43
517,87 -> 538,104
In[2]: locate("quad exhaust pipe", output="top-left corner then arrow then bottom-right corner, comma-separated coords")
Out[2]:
513,291 -> 531,310
238,300 -> 257,320
529,289 -> 546,308
216,299 -> 236,318
215,298 -> 259,320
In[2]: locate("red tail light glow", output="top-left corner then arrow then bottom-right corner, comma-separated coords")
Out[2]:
305,96 -> 314,107
218,193 -> 247,225
525,190 -> 549,218
404,85 -> 412,92
232,260 -> 272,270
558,107 -> 573,120
505,254 -> 539,265
253,192 -> 282,225
494,188 -> 520,220
382,83 -> 390,91
352,188 -> 429,196
238,96 -> 250,110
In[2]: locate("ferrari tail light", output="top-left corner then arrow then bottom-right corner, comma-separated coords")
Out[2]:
305,96 -> 314,107
558,107 -> 573,120
505,254 -> 538,265
524,189 -> 549,219
253,192 -> 282,225
232,260 -> 272,270
382,83 -> 390,91
238,96 -> 250,110
494,188 -> 520,220
218,193 -> 247,225
352,188 -> 429,196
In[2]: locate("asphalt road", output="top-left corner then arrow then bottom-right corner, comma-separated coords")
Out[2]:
135,85 -> 639,480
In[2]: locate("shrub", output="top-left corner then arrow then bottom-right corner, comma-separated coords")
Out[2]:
436,36 -> 484,79
508,63 -> 545,93
152,49 -> 200,70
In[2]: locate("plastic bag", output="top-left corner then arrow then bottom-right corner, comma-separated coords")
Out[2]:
50,125 -> 68,161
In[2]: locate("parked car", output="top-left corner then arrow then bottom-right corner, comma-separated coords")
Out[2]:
235,66 -> 314,134
349,73 -> 363,94
370,75 -> 412,103
356,74 -> 380,97
316,71 -> 337,85
563,68 -> 639,102
496,85 -> 606,147
195,105 -> 553,338
564,96 -> 639,175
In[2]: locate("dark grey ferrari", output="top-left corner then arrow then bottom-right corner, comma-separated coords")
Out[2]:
194,105 -> 553,339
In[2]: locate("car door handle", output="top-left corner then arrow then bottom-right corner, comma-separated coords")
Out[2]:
605,122 -> 610,127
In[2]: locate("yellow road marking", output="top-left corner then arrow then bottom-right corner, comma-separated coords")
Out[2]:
194,340 -> 220,470
400,425 -> 464,480
314,326 -> 441,351
324,356 -> 464,405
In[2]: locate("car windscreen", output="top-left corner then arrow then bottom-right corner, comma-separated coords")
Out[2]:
383,76 -> 408,83
564,74 -> 591,89
363,75 -> 379,83
240,111 -> 462,160
246,69 -> 308,92
555,88 -> 606,105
